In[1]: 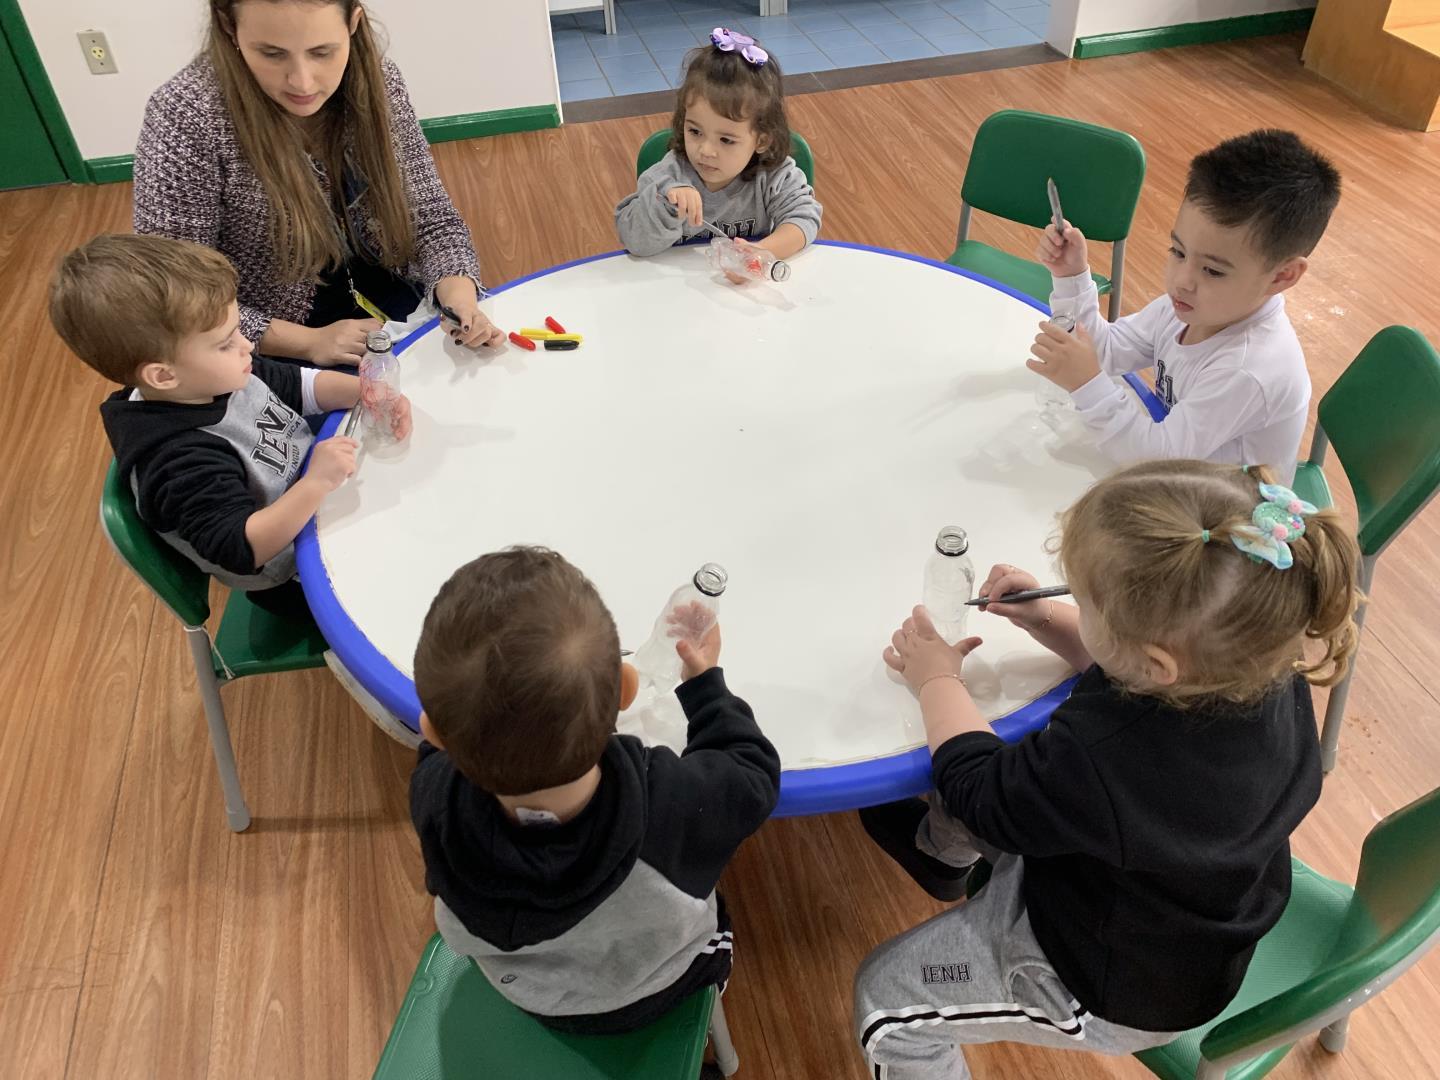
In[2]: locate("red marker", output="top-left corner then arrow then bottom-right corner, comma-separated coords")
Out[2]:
508,331 -> 536,351
545,316 -> 566,334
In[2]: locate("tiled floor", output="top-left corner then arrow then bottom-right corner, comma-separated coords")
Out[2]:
553,0 -> 1050,101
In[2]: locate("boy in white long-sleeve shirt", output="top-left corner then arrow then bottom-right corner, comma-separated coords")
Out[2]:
1028,130 -> 1341,483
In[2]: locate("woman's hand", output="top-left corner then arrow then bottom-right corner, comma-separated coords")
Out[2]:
882,605 -> 982,694
435,276 -> 505,348
307,318 -> 382,367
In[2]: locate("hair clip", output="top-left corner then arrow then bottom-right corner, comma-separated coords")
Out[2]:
711,27 -> 768,67
1229,483 -> 1318,570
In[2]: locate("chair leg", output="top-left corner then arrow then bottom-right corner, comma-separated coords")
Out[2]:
956,203 -> 972,249
1320,1015 -> 1350,1053
604,0 -> 616,34
709,994 -> 739,1077
1320,554 -> 1377,774
1107,238 -> 1126,321
185,627 -> 251,832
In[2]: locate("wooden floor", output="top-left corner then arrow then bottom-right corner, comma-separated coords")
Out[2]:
4,33 -> 1440,1080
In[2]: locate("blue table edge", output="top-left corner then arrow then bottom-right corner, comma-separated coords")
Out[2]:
296,240 -> 1158,816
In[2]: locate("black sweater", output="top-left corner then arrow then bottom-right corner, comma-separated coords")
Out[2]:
933,665 -> 1321,1031
411,668 -> 781,1034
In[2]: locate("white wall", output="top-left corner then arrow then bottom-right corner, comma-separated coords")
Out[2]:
1046,0 -> 1317,57
16,0 -> 560,161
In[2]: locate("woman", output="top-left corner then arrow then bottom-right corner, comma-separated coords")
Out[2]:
134,0 -> 502,365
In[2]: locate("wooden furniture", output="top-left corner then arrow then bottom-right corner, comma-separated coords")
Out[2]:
1304,0 -> 1440,130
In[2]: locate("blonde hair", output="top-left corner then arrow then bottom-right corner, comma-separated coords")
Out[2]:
49,234 -> 237,384
1057,459 -> 1362,706
208,0 -> 414,283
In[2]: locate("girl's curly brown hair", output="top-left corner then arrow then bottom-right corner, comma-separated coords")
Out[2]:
669,40 -> 791,182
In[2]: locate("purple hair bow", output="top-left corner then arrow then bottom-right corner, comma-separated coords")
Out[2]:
711,27 -> 768,67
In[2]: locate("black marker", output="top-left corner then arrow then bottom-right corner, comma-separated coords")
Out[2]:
966,585 -> 1072,607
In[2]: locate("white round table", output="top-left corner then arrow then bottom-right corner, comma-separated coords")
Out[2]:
297,241 -> 1148,815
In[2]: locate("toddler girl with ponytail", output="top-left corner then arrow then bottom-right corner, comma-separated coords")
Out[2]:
853,459 -> 1361,1080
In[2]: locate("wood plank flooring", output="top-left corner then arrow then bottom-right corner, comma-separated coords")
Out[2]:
3,32 -> 1439,1080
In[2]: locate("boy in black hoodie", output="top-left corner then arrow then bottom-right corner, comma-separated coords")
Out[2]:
410,547 -> 781,1034
49,234 -> 410,612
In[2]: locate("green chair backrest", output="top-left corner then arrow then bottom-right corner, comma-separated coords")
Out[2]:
636,128 -> 815,187
99,459 -> 212,627
1201,786 -> 1440,1063
1316,326 -> 1440,557
961,109 -> 1145,243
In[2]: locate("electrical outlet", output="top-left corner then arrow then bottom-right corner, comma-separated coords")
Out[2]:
77,30 -> 117,75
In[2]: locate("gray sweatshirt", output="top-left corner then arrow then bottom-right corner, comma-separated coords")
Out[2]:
615,150 -> 822,256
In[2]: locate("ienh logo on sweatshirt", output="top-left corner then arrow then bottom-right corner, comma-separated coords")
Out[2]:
921,963 -> 971,985
251,393 -> 303,477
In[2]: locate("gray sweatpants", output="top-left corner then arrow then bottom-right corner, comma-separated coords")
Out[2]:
853,802 -> 1178,1080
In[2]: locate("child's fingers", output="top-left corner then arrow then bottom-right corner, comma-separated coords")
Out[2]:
1026,358 -> 1058,379
891,627 -> 910,655
952,635 -> 983,658
882,645 -> 904,671
911,605 -> 940,638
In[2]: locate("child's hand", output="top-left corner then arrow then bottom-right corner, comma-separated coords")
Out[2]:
666,185 -> 704,228
882,605 -> 982,694
308,318 -> 382,367
975,564 -> 1052,631
1035,220 -> 1090,279
435,276 -> 506,349
677,621 -> 722,681
308,436 -> 359,491
1028,320 -> 1101,393
389,394 -> 413,441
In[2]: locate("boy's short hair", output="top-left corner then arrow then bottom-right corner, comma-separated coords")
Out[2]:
1184,130 -> 1341,265
49,234 -> 238,385
414,547 -> 622,795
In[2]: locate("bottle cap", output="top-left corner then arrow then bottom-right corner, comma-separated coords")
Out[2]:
934,527 -> 969,556
693,562 -> 728,597
1048,314 -> 1076,333
366,330 -> 393,353
769,260 -> 792,282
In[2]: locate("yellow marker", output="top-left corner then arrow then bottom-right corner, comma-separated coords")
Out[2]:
519,329 -> 584,342
351,287 -> 390,323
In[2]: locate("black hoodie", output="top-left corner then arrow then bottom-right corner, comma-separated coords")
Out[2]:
99,357 -> 313,589
410,667 -> 781,1035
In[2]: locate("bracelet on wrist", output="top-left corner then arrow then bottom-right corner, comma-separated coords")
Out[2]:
918,672 -> 967,695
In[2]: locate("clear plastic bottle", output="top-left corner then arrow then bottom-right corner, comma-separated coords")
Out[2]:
707,237 -> 791,282
633,563 -> 729,691
359,330 -> 401,442
923,527 -> 976,645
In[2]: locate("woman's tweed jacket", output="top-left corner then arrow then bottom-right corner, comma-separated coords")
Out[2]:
134,55 -> 483,343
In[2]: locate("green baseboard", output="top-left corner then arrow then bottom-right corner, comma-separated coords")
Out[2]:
86,155 -> 134,184
80,102 -> 561,185
1074,8 -> 1316,59
419,103 -> 560,144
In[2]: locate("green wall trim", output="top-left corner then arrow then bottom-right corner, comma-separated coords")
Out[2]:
86,155 -> 134,184
79,104 -> 562,185
419,104 -> 560,144
1074,8 -> 1316,59
0,0 -> 89,184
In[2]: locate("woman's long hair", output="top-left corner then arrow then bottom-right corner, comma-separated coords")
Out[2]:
208,0 -> 415,283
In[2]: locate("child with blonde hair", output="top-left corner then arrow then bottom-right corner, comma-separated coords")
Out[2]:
615,28 -> 821,268
854,459 -> 1360,1080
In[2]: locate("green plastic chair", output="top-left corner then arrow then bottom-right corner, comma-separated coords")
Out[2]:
1134,784 -> 1440,1080
636,128 -> 815,187
1289,326 -> 1440,772
98,459 -> 328,831
372,934 -> 737,1079
948,110 -> 1146,320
